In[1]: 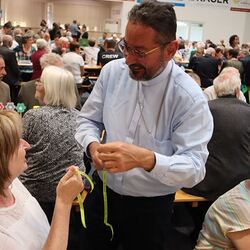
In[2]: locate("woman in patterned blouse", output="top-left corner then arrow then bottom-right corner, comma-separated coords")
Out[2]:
20,65 -> 85,223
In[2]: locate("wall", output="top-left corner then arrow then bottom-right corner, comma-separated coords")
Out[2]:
1,0 -> 249,44
1,0 -> 45,27
53,0 -> 111,32
174,5 -> 249,45
120,1 -> 134,36
118,2 -> 250,44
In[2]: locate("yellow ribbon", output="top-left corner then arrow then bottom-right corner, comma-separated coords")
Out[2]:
102,170 -> 114,240
76,170 -> 94,228
76,169 -> 114,240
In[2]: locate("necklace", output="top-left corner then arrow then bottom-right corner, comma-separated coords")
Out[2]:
136,65 -> 173,136
137,82 -> 152,134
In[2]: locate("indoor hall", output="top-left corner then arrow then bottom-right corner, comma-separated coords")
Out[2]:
0,0 -> 250,250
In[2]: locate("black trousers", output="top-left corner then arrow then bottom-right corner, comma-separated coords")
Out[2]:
80,173 -> 175,250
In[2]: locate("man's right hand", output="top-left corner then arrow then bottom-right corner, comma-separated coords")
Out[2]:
88,142 -> 103,170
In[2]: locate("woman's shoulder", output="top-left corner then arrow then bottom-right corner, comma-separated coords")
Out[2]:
23,106 -> 78,123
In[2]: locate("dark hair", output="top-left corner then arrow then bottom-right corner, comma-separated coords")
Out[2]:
40,19 -> 47,27
3,21 -> 12,29
178,40 -> 185,50
22,34 -> 32,44
128,0 -> 176,45
82,32 -> 88,39
215,47 -> 223,54
228,49 -> 239,58
69,41 -> 80,51
106,39 -> 116,49
229,35 -> 238,47
208,43 -> 216,49
88,39 -> 96,47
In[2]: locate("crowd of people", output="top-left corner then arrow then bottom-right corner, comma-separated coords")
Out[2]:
174,34 -> 250,103
0,1 -> 250,250
0,18 -> 123,107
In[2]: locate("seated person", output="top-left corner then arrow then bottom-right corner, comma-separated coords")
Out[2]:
0,81 -> 10,105
0,55 -> 11,104
195,180 -> 250,249
98,39 -> 123,67
83,39 -> 99,65
51,36 -> 69,56
20,66 -> 85,224
0,110 -> 84,250
31,38 -> 48,80
188,47 -> 220,88
240,53 -> 250,103
204,67 -> 246,102
181,67 -> 250,244
63,41 -> 84,85
220,48 -> 244,81
183,67 -> 250,201
17,53 -> 65,111
0,37 -> 20,104
14,33 -> 36,82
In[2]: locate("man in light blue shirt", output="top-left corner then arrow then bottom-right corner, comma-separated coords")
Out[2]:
75,1 -> 213,250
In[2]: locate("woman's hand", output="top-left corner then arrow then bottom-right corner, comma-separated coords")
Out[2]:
56,166 -> 84,205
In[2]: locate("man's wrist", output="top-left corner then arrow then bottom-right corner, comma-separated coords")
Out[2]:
144,151 -> 156,172
87,141 -> 99,159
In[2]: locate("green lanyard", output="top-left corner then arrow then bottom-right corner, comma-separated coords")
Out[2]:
76,169 -> 114,240
76,170 -> 94,228
102,170 -> 114,240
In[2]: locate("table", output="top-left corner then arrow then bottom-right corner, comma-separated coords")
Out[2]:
174,190 -> 207,207
84,65 -> 102,77
84,65 -> 102,70
77,76 -> 98,95
73,190 -> 207,208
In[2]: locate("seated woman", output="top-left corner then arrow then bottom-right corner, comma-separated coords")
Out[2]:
0,110 -> 84,250
14,33 -> 37,82
19,65 -> 85,223
195,180 -> 250,249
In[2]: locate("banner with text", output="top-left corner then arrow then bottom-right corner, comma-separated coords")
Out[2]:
157,0 -> 250,12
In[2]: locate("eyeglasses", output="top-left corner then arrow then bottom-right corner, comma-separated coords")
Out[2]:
117,39 -> 170,58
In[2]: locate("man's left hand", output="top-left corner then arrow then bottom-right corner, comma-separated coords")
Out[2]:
97,141 -> 155,173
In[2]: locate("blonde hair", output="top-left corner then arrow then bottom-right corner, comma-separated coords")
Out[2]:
0,111 -> 22,196
41,65 -> 77,109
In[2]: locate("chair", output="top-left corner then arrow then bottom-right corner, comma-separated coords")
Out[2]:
17,80 -> 40,112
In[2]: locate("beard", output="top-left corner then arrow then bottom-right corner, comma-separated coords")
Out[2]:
128,63 -> 149,81
128,56 -> 167,81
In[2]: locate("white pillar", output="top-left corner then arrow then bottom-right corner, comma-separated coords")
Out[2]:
46,1 -> 54,29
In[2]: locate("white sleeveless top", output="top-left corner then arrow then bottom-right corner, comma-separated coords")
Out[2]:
0,178 -> 50,250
